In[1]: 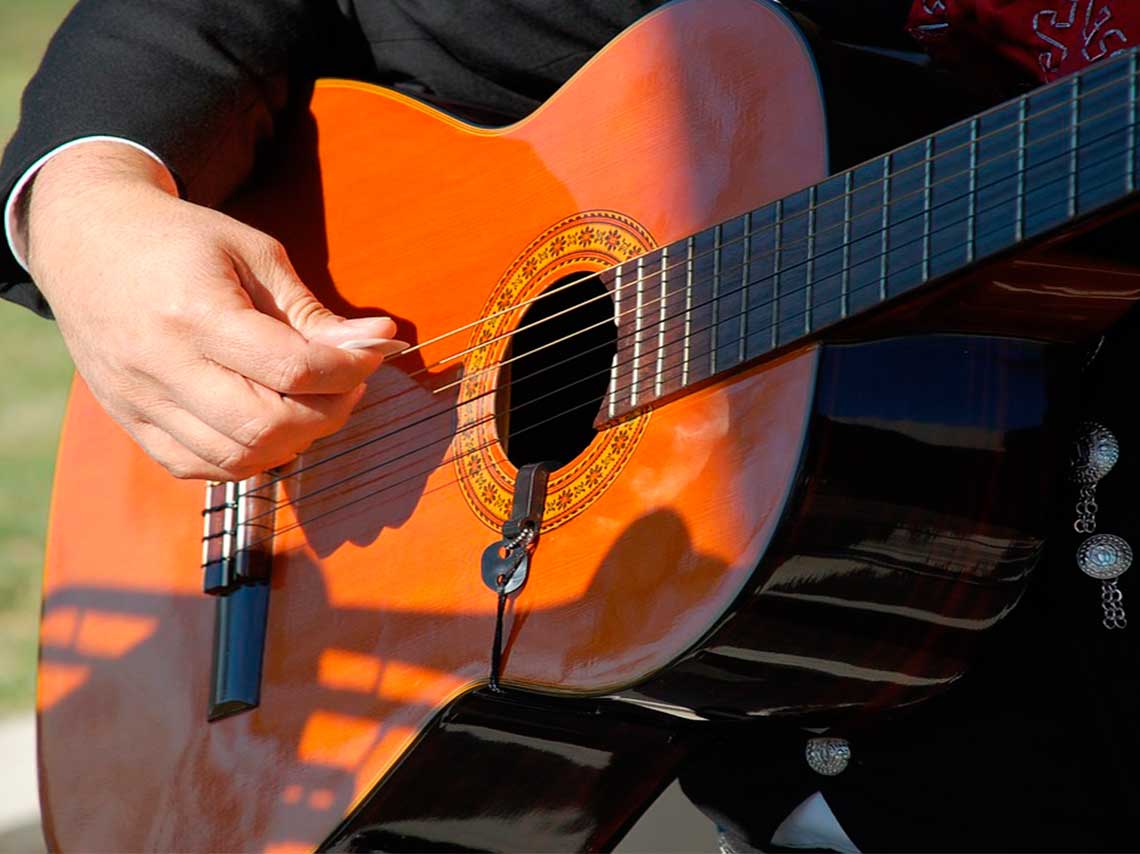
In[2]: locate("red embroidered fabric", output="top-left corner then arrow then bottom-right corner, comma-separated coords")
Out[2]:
907,1 -> 1136,82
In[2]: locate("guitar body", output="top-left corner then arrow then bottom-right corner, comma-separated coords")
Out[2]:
38,0 -> 1115,850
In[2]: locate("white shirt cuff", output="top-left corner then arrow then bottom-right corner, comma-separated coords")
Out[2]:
3,136 -> 171,271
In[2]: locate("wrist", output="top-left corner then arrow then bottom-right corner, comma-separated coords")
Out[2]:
33,140 -> 178,197
23,142 -> 178,274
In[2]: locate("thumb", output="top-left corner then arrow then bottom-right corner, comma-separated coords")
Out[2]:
243,236 -> 401,348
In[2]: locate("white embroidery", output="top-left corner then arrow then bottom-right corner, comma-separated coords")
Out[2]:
1081,3 -> 1128,62
1033,1 -> 1129,77
921,0 -> 948,13
1034,2 -> 1076,74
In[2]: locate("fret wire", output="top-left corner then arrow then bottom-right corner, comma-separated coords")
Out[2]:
1069,75 -> 1080,216
654,245 -> 669,398
922,138 -> 932,281
805,186 -> 816,334
608,265 -> 623,418
967,117 -> 978,264
771,199 -> 783,349
879,154 -> 891,300
631,257 -> 646,407
738,211 -> 751,362
1129,52 -> 1137,193
1016,98 -> 1027,241
841,171 -> 852,318
682,236 -> 694,387
711,224 -> 722,373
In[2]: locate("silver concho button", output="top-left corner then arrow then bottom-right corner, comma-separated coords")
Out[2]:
1077,534 -> 1133,580
804,737 -> 851,776
1072,422 -> 1120,485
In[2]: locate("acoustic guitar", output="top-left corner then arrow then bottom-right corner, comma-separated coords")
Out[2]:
38,0 -> 1140,850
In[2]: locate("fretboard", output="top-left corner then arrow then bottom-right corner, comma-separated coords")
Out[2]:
601,48 -> 1139,423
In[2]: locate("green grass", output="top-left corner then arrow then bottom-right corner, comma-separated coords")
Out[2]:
0,1 -> 75,142
0,0 -> 79,714
0,308 -> 71,713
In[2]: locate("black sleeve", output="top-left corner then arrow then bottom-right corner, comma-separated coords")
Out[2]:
0,0 -> 374,317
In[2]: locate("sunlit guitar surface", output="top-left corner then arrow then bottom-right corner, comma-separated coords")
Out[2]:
39,0 -> 1140,850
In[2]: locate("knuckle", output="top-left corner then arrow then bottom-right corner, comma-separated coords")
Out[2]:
275,354 -> 319,392
317,404 -> 354,438
264,450 -> 301,472
214,444 -> 259,480
232,415 -> 276,451
154,293 -> 195,328
256,236 -> 289,267
164,456 -> 204,481
227,462 -> 263,482
154,288 -> 210,332
288,296 -> 328,330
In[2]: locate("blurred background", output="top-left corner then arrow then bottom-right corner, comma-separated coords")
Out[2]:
0,0 -> 75,719
1,2 -> 75,850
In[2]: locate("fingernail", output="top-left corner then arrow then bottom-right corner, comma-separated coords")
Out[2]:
340,316 -> 393,330
338,339 -> 411,357
311,316 -> 397,348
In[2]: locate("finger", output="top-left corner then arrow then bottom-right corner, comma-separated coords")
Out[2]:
143,398 -> 300,480
231,233 -> 402,346
284,383 -> 371,441
168,361 -> 366,455
128,420 -> 275,482
202,305 -> 403,395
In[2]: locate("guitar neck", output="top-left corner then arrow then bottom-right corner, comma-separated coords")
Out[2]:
602,48 -> 1140,423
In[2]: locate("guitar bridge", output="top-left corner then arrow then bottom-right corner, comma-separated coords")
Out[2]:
201,474 -> 276,721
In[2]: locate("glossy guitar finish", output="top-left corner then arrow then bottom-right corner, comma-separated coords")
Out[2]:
36,0 -> 1140,851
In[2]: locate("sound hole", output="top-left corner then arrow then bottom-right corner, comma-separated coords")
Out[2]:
497,273 -> 617,468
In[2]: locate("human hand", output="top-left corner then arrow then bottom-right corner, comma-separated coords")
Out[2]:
22,142 -> 406,481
